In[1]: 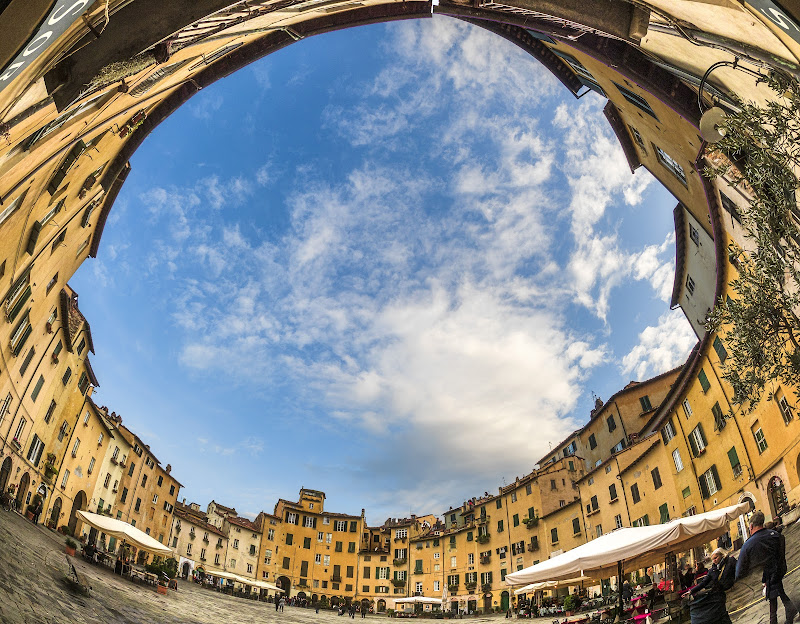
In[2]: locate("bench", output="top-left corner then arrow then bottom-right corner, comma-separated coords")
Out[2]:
65,555 -> 91,594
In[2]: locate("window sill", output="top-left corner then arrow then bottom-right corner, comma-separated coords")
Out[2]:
586,508 -> 600,517
609,497 -> 619,504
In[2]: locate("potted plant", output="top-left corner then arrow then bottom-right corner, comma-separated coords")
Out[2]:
157,579 -> 168,595
65,537 -> 77,556
563,595 -> 581,616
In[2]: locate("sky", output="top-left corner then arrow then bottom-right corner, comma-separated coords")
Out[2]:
70,17 -> 697,524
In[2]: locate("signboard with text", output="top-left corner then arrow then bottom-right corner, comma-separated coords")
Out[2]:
0,0 -> 92,96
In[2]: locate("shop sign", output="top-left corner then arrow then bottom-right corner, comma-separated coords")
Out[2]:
746,0 -> 800,45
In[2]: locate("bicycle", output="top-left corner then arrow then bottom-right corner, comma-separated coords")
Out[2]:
1,491 -> 17,512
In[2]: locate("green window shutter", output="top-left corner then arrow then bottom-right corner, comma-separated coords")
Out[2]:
713,337 -> 728,363
712,402 -> 726,430
25,222 -> 42,255
466,532 -> 472,541
698,369 -> 710,392
528,507 -> 535,519
7,284 -> 31,323
699,474 -> 710,499
659,504 -> 669,523
698,423 -> 708,446
513,514 -> 519,527
688,431 -> 699,457
727,447 -> 740,469
31,375 -> 44,402
313,517 -> 317,529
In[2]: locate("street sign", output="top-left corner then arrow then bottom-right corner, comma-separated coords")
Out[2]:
746,0 -> 800,45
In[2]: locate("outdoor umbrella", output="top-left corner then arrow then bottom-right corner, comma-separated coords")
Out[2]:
76,510 -> 172,556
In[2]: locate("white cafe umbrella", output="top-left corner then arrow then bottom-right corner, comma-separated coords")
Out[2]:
76,510 -> 172,556
504,502 -> 749,586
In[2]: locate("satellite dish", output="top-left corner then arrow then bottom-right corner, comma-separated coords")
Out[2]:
699,107 -> 727,143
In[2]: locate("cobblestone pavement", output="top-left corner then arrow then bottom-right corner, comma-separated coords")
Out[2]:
0,507 -> 798,623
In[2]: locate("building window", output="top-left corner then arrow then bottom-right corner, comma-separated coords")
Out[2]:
631,483 -> 641,504
44,400 -> 57,424
62,367 -> 72,386
26,434 -> 44,466
613,82 -> 658,119
778,395 -> 794,424
50,228 -> 67,254
699,466 -> 721,498
639,395 -> 652,412
685,275 -> 695,295
713,337 -> 728,363
287,512 -> 297,524
607,415 -> 616,432
628,125 -> 646,151
654,145 -> 687,185
60,469 -> 70,489
689,424 -> 707,457
58,421 -> 68,442
609,483 -> 617,501
689,224 -> 700,246
698,369 -> 710,392
661,419 -> 676,443
719,190 -> 742,224
550,528 -> 558,544
588,433 -> 597,449
71,438 -> 81,458
728,447 -> 742,477
712,402 -> 726,431
614,514 -> 623,529
753,426 -> 768,453
572,518 -> 581,535
651,467 -> 662,490
683,398 -> 693,418
31,375 -> 44,402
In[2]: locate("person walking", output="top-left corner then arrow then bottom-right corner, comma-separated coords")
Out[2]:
685,548 -> 736,624
736,511 -> 798,624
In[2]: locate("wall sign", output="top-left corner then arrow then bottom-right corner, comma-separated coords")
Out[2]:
0,0 -> 92,95
747,0 -> 800,45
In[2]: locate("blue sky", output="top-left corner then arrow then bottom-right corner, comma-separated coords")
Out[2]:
71,17 -> 697,523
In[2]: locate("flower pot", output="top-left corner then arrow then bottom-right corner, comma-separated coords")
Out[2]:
65,546 -> 76,556
157,584 -> 168,595
25,510 -> 34,521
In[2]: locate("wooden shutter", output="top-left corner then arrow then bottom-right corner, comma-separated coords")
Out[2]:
727,447 -> 740,469
699,473 -> 710,499
689,430 -> 699,457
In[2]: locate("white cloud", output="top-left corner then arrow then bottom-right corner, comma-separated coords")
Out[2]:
189,92 -> 224,121
621,310 -> 697,379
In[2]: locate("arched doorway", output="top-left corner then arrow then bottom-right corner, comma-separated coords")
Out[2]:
378,599 -> 387,613
483,593 -> 492,613
361,598 -> 371,613
0,457 -> 11,493
768,476 -> 789,517
182,561 -> 191,578
501,591 -> 510,612
312,593 -> 319,604
15,471 -> 29,510
276,575 -> 291,596
68,490 -> 86,535
49,496 -> 62,529
297,591 -> 307,601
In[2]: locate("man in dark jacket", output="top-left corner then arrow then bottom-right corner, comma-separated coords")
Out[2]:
687,548 -> 736,624
736,511 -> 798,624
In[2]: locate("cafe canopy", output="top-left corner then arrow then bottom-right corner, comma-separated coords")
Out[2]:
513,576 -> 595,595
76,510 -> 172,556
505,502 -> 750,586
394,597 -> 443,604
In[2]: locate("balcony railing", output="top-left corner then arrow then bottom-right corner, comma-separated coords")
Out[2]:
476,534 -> 490,544
393,558 -> 407,566
480,555 -> 491,564
392,578 -> 406,587
332,575 -> 342,583
482,584 -> 492,592
465,582 -> 477,591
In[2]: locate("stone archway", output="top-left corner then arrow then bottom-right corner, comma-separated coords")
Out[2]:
0,457 -> 11,493
377,599 -> 387,612
768,476 -> 789,518
15,471 -> 29,510
49,496 -> 62,529
276,575 -> 291,596
68,490 -> 86,535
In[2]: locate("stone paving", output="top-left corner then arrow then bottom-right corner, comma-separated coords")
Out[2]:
0,506 -> 798,623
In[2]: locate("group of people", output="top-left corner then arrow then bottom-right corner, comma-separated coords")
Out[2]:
684,511 -> 797,624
